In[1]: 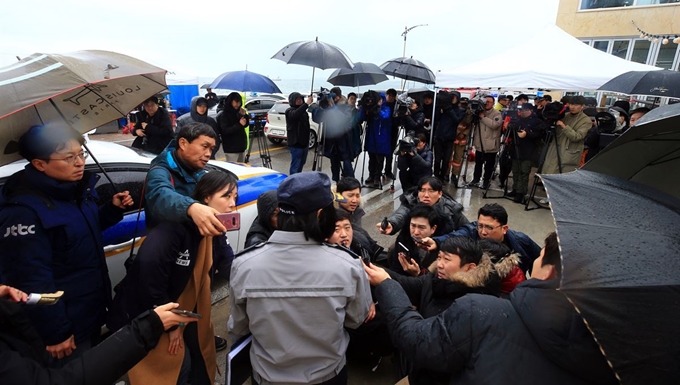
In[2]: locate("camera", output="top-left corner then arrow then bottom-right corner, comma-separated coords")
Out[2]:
394,94 -> 414,117
395,131 -> 420,154
595,111 -> 617,134
542,101 -> 565,123
317,87 -> 336,102
359,90 -> 381,116
469,95 -> 486,116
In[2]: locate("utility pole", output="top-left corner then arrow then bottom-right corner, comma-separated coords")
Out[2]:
401,24 -> 428,89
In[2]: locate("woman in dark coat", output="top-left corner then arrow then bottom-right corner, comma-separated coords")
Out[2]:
217,92 -> 249,162
132,96 -> 174,154
0,284 -> 193,385
108,172 -> 238,385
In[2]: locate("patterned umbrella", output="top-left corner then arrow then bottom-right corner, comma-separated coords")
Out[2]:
0,50 -> 167,166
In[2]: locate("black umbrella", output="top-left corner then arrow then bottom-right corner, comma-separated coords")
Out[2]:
271,37 -> 353,93
380,56 -> 436,85
582,102 -> 680,200
326,62 -> 388,87
597,69 -> 680,98
406,85 -> 435,100
541,170 -> 680,384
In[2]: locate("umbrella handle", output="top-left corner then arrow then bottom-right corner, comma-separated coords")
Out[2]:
310,67 -> 316,96
83,142 -> 120,193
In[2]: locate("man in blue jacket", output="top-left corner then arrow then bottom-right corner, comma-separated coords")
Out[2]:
0,124 -> 133,365
419,203 -> 540,273
144,122 -> 225,235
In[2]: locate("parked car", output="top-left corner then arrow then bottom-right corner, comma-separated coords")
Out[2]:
264,100 -> 319,149
208,96 -> 282,120
0,140 -> 287,291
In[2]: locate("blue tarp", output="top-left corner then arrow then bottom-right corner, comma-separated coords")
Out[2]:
167,85 -> 198,115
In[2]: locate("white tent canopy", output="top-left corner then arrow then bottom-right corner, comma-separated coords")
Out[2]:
436,25 -> 661,91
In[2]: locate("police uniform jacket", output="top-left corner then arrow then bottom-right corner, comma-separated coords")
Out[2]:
0,166 -> 123,346
228,230 -> 372,385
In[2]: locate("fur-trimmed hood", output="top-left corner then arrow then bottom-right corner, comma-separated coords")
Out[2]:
428,253 -> 497,288
494,252 -> 522,279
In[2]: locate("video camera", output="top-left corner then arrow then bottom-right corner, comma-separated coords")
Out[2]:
395,130 -> 419,154
469,95 -> 486,116
394,93 -> 414,117
358,90 -> 381,116
542,101 -> 566,124
317,87 -> 336,102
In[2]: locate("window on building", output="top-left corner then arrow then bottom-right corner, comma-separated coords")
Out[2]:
631,40 -> 651,63
580,0 -> 632,9
655,43 -> 679,69
580,0 -> 679,9
612,40 -> 630,59
593,41 -> 610,52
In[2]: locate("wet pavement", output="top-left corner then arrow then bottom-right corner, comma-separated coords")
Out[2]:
92,131 -> 554,385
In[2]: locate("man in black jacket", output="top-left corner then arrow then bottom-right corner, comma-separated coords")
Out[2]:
433,91 -> 464,182
0,284 -> 195,385
364,232 -> 618,385
285,92 -> 313,175
131,96 -> 174,154
507,104 -> 545,203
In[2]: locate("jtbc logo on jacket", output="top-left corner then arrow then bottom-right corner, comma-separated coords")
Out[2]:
3,224 -> 36,238
176,249 -> 190,266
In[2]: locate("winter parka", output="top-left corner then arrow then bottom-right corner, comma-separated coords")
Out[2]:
375,278 -> 618,385
285,92 -> 311,149
217,92 -> 249,153
0,167 -> 123,345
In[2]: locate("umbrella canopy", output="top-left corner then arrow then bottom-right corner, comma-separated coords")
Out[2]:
209,70 -> 281,94
0,50 -> 167,165
582,102 -> 680,200
326,62 -> 388,87
407,85 -> 435,100
598,69 -> 680,98
271,37 -> 353,70
380,56 -> 436,85
542,170 -> 680,384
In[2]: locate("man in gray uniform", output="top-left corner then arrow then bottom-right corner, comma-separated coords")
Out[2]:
228,171 -> 373,385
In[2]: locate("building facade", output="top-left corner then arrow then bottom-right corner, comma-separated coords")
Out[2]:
557,0 -> 680,105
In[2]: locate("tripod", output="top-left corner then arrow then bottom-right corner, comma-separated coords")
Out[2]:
482,125 -> 517,200
525,125 -> 562,211
312,121 -> 325,171
352,120 -> 382,190
244,114 -> 272,169
389,124 -> 406,193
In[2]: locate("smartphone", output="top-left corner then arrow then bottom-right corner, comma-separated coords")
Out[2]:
216,212 -> 240,231
171,309 -> 203,319
381,217 -> 389,231
412,236 -> 423,244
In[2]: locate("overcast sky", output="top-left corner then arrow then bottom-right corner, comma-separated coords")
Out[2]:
0,0 -> 559,81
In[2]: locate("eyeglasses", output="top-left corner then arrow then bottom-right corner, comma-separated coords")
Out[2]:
47,151 -> 88,165
476,223 -> 503,232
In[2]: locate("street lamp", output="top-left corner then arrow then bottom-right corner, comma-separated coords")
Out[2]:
401,24 -> 428,89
